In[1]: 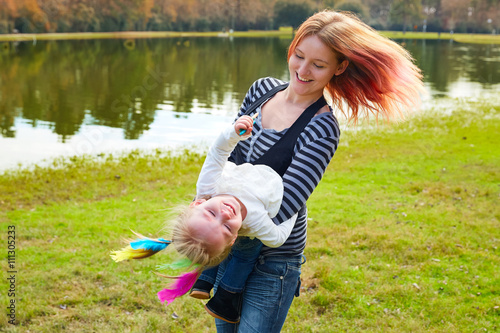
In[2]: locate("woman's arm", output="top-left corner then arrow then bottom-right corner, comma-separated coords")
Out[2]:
273,117 -> 340,223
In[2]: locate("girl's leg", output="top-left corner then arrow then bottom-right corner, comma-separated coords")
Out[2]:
190,265 -> 218,299
214,255 -> 303,333
219,237 -> 262,293
198,265 -> 218,285
206,238 -> 262,323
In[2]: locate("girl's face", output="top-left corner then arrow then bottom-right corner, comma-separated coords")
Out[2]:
288,35 -> 348,99
187,195 -> 242,256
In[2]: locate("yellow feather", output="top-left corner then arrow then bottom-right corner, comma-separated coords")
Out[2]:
110,245 -> 155,262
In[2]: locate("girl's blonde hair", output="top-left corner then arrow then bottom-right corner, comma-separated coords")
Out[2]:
171,205 -> 231,268
288,10 -> 425,124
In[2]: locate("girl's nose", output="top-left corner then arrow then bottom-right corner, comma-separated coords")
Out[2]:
220,208 -> 231,220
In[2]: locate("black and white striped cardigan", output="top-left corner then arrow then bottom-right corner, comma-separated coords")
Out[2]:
233,77 -> 340,256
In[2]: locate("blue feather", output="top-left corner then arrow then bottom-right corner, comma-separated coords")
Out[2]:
130,238 -> 171,252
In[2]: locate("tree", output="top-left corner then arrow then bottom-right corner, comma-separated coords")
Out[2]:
335,1 -> 369,19
39,0 -> 70,32
274,0 -> 314,29
0,0 -> 18,33
14,0 -> 45,32
389,0 -> 422,32
72,2 -> 97,32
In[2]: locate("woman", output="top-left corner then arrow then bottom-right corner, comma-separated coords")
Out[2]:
213,10 -> 424,332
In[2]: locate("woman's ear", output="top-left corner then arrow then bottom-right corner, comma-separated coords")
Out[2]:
189,199 -> 206,207
335,60 -> 349,76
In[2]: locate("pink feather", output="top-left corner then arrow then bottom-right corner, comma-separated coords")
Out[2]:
157,269 -> 200,305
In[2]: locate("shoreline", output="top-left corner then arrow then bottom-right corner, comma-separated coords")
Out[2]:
1,95 -> 499,175
0,30 -> 293,42
0,30 -> 499,44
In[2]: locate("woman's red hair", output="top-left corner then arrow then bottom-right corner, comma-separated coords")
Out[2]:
288,10 -> 425,124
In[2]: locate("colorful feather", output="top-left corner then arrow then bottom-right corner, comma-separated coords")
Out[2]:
110,237 -> 171,262
130,238 -> 171,251
157,269 -> 200,305
156,258 -> 194,271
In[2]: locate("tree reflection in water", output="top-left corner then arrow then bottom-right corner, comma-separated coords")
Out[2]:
0,37 -> 499,167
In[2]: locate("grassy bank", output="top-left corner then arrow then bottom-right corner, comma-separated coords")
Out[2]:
0,30 -> 293,42
0,98 -> 499,332
381,31 -> 500,44
0,30 -> 499,44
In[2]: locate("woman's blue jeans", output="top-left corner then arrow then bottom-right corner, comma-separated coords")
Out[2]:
214,254 -> 304,333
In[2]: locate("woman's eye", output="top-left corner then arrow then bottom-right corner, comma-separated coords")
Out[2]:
314,64 -> 325,69
295,53 -> 304,59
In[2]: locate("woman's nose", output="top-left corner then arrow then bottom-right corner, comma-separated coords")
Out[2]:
298,62 -> 310,76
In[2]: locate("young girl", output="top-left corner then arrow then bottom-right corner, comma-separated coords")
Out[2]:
111,114 -> 298,319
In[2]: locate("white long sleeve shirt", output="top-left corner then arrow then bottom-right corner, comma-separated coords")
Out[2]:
196,125 -> 297,248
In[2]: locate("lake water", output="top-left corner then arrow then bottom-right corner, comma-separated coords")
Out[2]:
1,37 -> 499,171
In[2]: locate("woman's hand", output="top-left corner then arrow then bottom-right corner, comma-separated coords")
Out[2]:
234,115 -> 254,136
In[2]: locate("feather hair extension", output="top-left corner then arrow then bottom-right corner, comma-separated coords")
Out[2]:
156,258 -> 194,271
157,269 -> 200,305
130,238 -> 171,251
110,231 -> 171,262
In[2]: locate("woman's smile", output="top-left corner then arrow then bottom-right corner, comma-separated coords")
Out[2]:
296,73 -> 313,83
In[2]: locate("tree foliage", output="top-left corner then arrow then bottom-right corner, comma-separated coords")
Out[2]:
334,1 -> 369,19
274,0 -> 315,28
0,0 -> 498,34
390,0 -> 423,32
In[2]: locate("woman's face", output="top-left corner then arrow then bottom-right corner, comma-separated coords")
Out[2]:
288,35 -> 347,99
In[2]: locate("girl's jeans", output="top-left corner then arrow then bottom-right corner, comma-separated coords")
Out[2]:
198,237 -> 263,293
214,254 -> 304,333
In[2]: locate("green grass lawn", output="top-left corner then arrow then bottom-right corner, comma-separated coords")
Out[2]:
0,98 -> 499,332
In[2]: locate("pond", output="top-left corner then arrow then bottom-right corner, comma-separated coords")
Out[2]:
1,37 -> 499,171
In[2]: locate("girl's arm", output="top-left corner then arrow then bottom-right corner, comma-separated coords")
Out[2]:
242,212 -> 298,248
196,118 -> 253,197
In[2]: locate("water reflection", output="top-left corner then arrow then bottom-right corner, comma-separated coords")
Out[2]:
0,38 -> 291,141
0,37 -> 499,170
403,39 -> 500,95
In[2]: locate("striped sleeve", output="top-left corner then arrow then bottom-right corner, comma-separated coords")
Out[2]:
262,116 -> 339,255
274,118 -> 339,222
